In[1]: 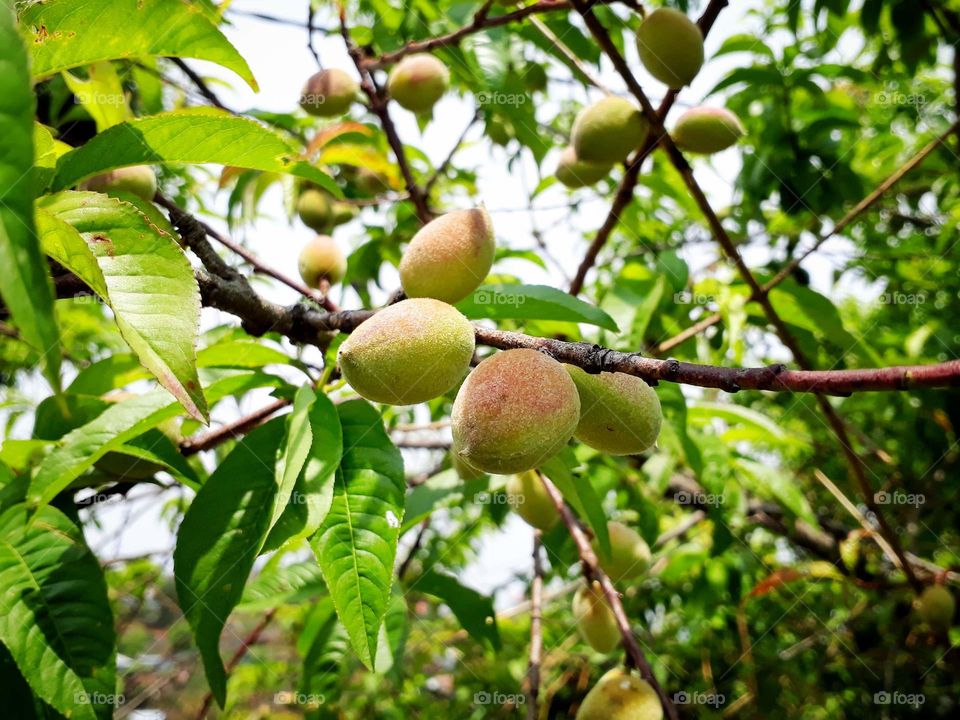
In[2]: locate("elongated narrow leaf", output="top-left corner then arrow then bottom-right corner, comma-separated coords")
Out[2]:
238,562 -> 326,613
0,504 -> 115,720
310,400 -> 405,670
38,191 -> 207,421
29,372 -> 282,509
456,283 -> 619,331
21,0 -> 257,90
415,570 -> 501,651
0,5 -> 61,391
299,599 -> 350,699
263,389 -> 342,551
51,112 -> 338,195
174,418 -> 286,708
541,451 -> 610,561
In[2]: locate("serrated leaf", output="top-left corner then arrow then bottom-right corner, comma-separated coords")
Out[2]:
299,599 -> 350,698
238,561 -> 326,613
21,0 -> 257,90
310,400 -> 405,670
174,417 -> 287,708
0,6 -> 61,391
28,372 -> 282,509
263,388 -> 342,552
38,191 -> 207,421
414,570 -> 501,651
456,283 -> 619,331
0,504 -> 115,720
50,112 -> 338,196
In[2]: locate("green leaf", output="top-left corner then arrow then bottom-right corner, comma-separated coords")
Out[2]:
0,504 -> 115,720
456,283 -> 619,331
540,450 -> 610,561
238,561 -> 326,613
174,417 -> 287,708
197,340 -> 292,369
0,5 -> 61,391
310,400 -> 405,670
50,111 -> 339,196
414,570 -> 501,651
263,389 -> 342,552
29,372 -> 282,509
403,469 -> 488,533
61,62 -> 130,131
38,191 -> 207,421
736,458 -> 817,527
688,402 -> 807,449
299,599 -> 350,699
21,0 -> 257,90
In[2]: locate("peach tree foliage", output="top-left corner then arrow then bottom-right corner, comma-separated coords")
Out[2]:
0,1 -> 958,719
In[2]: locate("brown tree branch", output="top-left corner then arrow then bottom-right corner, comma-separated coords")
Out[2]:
656,120 -> 960,354
338,8 -> 433,223
567,0 -> 729,295
536,471 -> 678,720
180,397 -> 292,456
571,0 -> 922,591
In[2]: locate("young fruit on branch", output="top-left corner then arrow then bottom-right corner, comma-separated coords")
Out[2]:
486,116 -> 513,146
452,444 -> 487,480
636,7 -> 704,89
338,298 -> 475,405
916,585 -> 955,631
82,165 -> 157,200
505,470 -> 558,531
572,96 -> 648,164
672,107 -> 745,154
576,668 -> 663,720
555,146 -> 611,189
331,201 -> 359,226
566,367 -> 662,455
387,54 -> 450,113
592,521 -> 651,582
399,206 -> 496,303
296,189 -> 334,231
300,68 -> 359,117
573,582 -> 620,653
354,167 -> 392,195
298,234 -> 347,288
452,349 -> 580,474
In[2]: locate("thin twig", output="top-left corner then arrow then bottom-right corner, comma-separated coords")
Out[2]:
180,397 -> 292,456
536,471 -> 678,720
525,533 -> 545,720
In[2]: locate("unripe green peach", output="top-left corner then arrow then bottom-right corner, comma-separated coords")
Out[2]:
296,189 -> 334,231
300,69 -> 358,117
298,235 -> 347,287
572,583 -> 620,653
452,445 -> 487,480
565,366 -> 662,455
576,668 -> 662,720
399,207 -> 495,304
82,165 -> 157,200
555,146 -> 611,188
505,470 -> 558,531
330,201 -> 359,226
387,54 -> 450,113
917,585 -> 955,630
636,7 -> 704,89
452,349 -> 580,474
338,298 -> 475,405
524,63 -> 548,92
592,521 -> 651,582
572,96 -> 648,164
672,107 -> 745,154
354,167 -> 391,195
